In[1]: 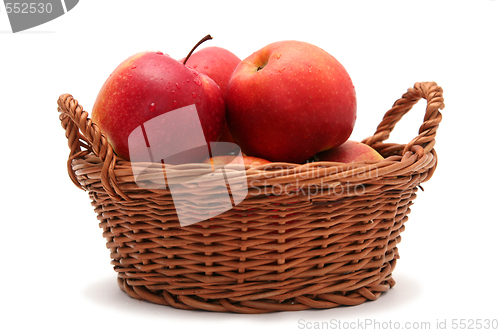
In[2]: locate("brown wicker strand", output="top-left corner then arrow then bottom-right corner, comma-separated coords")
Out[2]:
363,81 -> 444,155
58,94 -> 129,201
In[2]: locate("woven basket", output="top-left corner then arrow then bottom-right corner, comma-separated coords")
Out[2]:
58,81 -> 444,313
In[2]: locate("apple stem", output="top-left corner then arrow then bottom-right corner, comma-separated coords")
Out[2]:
183,34 -> 213,65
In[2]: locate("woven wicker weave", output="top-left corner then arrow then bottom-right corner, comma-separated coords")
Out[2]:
58,81 -> 444,313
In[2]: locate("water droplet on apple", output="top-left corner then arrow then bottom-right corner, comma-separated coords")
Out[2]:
192,70 -> 199,76
203,65 -> 208,69
192,64 -> 198,68
171,90 -> 176,94
173,100 -> 178,108
176,83 -> 181,89
192,92 -> 197,98
186,79 -> 190,83
156,51 -> 163,55
277,54 -> 282,59
149,103 -> 156,112
193,78 -> 202,86
131,65 -> 137,69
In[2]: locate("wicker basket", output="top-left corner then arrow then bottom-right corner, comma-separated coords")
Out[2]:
58,81 -> 444,313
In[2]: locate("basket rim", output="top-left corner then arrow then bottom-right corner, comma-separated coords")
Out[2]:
59,81 -> 444,200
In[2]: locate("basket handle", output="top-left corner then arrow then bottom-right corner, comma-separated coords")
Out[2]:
362,82 -> 444,156
58,94 -> 125,200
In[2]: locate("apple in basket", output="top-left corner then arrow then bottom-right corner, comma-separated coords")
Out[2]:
180,46 -> 241,144
316,140 -> 384,163
225,40 -> 357,163
91,35 -> 225,164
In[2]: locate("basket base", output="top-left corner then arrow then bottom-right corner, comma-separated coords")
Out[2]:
116,276 -> 396,314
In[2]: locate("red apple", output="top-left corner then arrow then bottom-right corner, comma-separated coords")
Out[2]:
91,36 -> 225,164
225,40 -> 356,163
316,140 -> 384,163
204,155 -> 271,170
181,46 -> 240,97
181,46 -> 241,144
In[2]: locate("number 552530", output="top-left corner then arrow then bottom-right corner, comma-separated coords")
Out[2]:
5,2 -> 53,14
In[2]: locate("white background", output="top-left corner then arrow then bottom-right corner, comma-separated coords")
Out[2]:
1,1 -> 499,332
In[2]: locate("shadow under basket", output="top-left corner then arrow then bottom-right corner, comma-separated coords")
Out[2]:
58,81 -> 444,314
